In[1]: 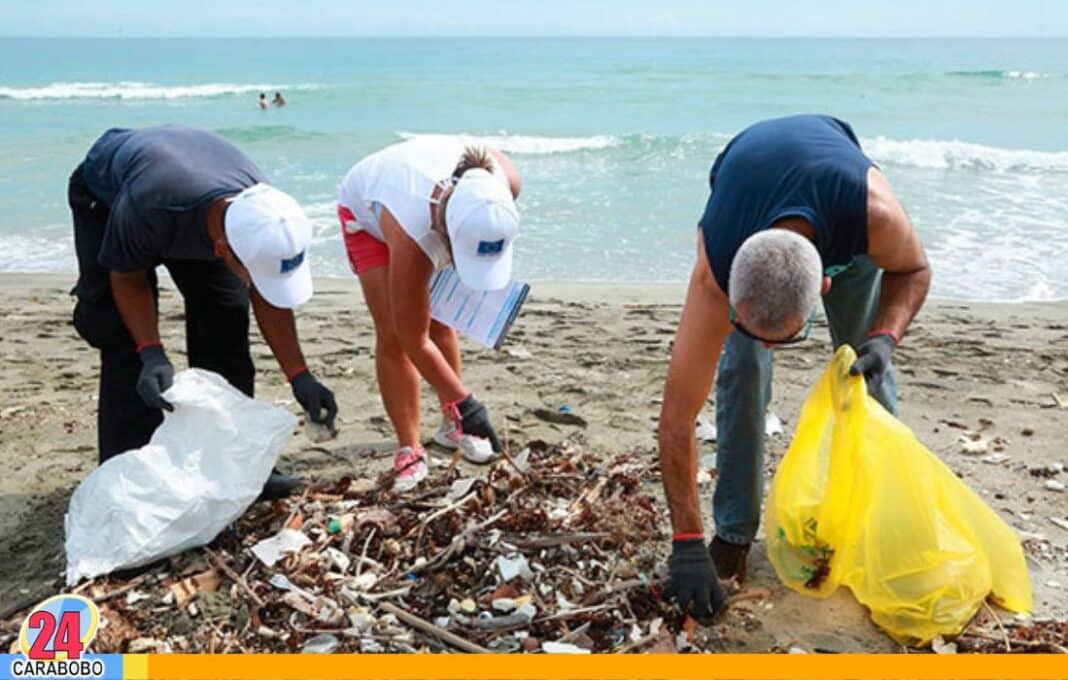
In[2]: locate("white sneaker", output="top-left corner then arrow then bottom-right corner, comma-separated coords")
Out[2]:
433,418 -> 462,449
392,446 -> 428,493
433,417 -> 496,464
459,436 -> 496,464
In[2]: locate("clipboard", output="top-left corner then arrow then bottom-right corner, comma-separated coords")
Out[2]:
428,268 -> 530,350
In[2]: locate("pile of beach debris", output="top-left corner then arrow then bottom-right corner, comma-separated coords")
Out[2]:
42,440 -> 698,654
2,436 -> 1062,655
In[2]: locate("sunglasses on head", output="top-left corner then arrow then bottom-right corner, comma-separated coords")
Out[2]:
729,305 -> 813,346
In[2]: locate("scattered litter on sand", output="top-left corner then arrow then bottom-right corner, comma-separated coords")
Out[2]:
28,441 -> 688,653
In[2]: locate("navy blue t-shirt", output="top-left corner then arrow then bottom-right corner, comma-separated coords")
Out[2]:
81,125 -> 266,272
698,115 -> 873,294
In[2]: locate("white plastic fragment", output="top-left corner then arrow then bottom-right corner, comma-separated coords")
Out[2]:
931,636 -> 958,654
542,641 -> 590,654
495,554 -> 534,582
695,412 -> 782,443
302,633 -> 340,654
251,529 -> 311,567
448,477 -> 478,501
516,603 -> 537,622
959,435 -> 989,455
765,411 -> 784,436
351,572 -> 377,591
324,547 -> 351,573
512,447 -> 531,473
696,421 -> 717,442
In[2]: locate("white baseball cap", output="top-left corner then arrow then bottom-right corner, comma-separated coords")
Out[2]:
224,183 -> 313,308
445,169 -> 519,291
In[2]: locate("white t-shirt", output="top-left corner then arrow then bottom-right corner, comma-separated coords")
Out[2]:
338,135 -> 507,267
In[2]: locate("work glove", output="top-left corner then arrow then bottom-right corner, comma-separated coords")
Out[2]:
849,332 -> 897,393
290,370 -> 338,428
136,345 -> 175,412
667,538 -> 728,625
450,393 -> 502,452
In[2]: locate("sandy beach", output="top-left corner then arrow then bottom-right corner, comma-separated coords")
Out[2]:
1,272 -> 1066,652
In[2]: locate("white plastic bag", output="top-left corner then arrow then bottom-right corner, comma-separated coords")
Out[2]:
65,369 -> 297,584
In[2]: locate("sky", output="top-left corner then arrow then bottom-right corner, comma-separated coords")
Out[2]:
2,0 -> 1067,37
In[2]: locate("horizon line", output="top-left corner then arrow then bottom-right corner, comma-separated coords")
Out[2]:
2,34 -> 1067,40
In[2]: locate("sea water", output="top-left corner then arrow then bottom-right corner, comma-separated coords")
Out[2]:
1,38 -> 1066,300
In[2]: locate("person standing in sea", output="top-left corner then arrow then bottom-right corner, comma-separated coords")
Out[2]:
68,124 -> 338,499
336,136 -> 521,492
657,114 -> 931,622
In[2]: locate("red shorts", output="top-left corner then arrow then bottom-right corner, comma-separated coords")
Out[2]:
338,204 -> 389,274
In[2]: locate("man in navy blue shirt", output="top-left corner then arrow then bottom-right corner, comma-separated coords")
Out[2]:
69,125 -> 338,499
658,115 -> 931,623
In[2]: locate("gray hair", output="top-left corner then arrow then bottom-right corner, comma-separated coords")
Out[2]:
728,230 -> 822,337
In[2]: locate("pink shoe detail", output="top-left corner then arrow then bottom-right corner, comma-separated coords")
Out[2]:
393,446 -> 428,493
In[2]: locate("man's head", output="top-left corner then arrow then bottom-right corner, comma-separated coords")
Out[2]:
218,184 -> 313,308
728,230 -> 824,344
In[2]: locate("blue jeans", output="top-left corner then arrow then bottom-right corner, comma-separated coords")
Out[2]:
712,255 -> 898,545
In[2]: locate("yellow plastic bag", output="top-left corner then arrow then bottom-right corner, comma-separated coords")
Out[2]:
765,346 -> 1032,644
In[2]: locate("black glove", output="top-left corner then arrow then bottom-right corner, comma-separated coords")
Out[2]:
667,538 -> 727,625
849,333 -> 897,393
453,393 -> 502,452
290,371 -> 338,427
136,345 -> 175,412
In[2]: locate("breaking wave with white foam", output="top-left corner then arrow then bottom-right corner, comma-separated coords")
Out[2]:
397,131 -> 619,155
0,81 -> 321,100
862,137 -> 1068,173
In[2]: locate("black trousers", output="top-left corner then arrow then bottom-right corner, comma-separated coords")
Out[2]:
68,164 -> 256,464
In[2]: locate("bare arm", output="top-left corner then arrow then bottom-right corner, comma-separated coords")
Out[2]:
658,234 -> 732,535
865,167 -> 931,339
382,209 -> 467,402
250,286 -> 307,378
110,270 -> 160,348
488,148 -> 522,199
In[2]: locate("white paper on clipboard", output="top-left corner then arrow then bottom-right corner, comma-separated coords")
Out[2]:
429,268 -> 530,350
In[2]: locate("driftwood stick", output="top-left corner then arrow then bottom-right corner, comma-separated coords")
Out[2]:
504,532 -> 611,550
378,601 -> 490,654
92,576 -> 148,604
411,508 -> 508,575
583,577 -> 663,606
728,587 -> 774,605
982,601 -> 1012,653
205,548 -> 265,608
536,604 -> 613,623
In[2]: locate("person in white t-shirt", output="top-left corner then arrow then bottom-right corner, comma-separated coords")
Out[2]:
337,136 -> 521,492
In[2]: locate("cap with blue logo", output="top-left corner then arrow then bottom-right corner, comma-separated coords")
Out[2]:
224,183 -> 313,308
445,168 -> 519,291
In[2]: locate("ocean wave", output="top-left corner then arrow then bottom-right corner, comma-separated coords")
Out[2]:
0,81 -> 321,100
863,137 -> 1068,173
945,69 -> 1048,80
397,131 -> 619,155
